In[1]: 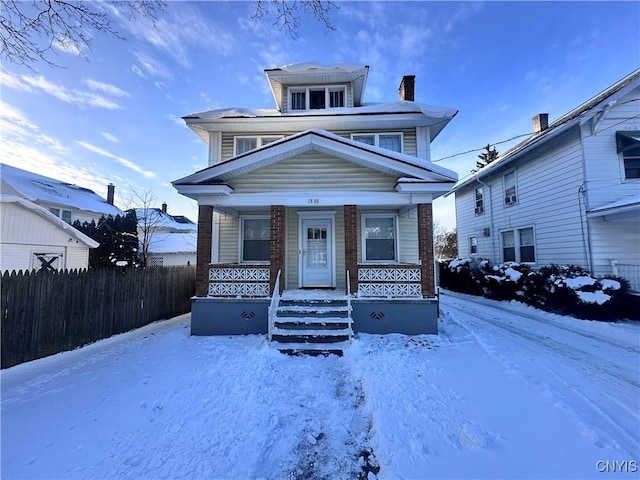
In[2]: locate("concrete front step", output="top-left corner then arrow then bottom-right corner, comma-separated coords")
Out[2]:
274,341 -> 350,356
272,327 -> 352,337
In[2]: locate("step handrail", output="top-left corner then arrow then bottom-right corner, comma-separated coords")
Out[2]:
268,269 -> 281,342
346,270 -> 353,342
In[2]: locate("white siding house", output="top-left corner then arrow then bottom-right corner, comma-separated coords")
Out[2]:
1,196 -> 99,272
450,70 -> 640,291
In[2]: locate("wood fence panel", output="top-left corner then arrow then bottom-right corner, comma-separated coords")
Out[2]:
1,266 -> 195,369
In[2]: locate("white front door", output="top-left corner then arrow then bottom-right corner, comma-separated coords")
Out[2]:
300,218 -> 334,287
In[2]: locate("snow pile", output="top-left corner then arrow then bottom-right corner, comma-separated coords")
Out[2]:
3,297 -> 639,479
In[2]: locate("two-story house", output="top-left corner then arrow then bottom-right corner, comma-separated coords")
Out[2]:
0,164 -> 121,272
450,70 -> 640,291
174,63 -> 458,341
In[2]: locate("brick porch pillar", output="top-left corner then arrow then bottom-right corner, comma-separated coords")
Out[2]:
417,203 -> 436,297
195,205 -> 213,297
344,205 -> 358,294
270,205 -> 285,295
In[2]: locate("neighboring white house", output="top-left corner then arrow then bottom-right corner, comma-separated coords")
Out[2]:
131,204 -> 197,267
449,69 -> 640,291
0,163 -> 124,223
0,195 -> 99,273
173,62 -> 459,336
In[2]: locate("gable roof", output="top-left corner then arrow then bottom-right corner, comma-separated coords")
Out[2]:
264,63 -> 369,111
173,129 -> 458,188
0,163 -> 123,217
147,232 -> 197,255
131,208 -> 197,232
0,195 -> 99,248
450,69 -> 640,193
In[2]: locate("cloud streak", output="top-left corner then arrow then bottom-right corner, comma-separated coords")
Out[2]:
76,141 -> 156,178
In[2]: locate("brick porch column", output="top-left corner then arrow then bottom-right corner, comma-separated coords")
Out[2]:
195,205 -> 213,297
270,205 -> 285,295
344,205 -> 358,294
417,203 -> 435,297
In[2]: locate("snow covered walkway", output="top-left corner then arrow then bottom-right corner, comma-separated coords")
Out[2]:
2,293 -> 638,479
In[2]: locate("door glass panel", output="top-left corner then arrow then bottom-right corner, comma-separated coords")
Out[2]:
306,226 -> 327,267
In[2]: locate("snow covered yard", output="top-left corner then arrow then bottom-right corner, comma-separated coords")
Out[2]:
2,293 -> 639,479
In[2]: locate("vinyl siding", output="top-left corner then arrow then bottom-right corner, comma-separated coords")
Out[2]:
217,213 -> 239,263
456,130 -> 588,267
230,153 -> 398,193
589,217 -> 640,278
65,247 -> 90,270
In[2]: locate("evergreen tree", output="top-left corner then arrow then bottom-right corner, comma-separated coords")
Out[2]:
473,144 -> 499,173
73,214 -> 140,268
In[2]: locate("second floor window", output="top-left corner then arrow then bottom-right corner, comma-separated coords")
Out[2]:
474,187 -> 484,215
623,155 -> 640,179
352,133 -> 403,153
234,136 -> 283,156
504,170 -> 517,205
49,207 -> 72,224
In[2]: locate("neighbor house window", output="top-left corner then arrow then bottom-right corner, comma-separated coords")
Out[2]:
352,133 -> 403,153
623,155 -> 640,179
362,214 -> 398,262
474,187 -> 484,215
469,236 -> 478,255
288,86 -> 346,111
616,131 -> 640,179
501,227 -> 536,263
240,217 -> 270,263
234,136 -> 283,156
61,210 -> 72,224
504,170 -> 517,205
49,207 -> 60,217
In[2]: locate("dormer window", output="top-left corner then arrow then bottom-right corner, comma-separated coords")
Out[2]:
288,86 -> 346,111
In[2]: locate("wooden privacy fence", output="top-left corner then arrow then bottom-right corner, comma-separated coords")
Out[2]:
1,266 -> 196,369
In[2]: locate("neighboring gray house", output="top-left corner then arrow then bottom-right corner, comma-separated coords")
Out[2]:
449,70 -> 640,291
173,62 -> 459,342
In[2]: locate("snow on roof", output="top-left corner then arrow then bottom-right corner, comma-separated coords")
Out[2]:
147,232 -> 196,254
185,101 -> 457,122
588,195 -> 640,215
0,164 -> 123,217
269,62 -> 367,74
0,194 -> 99,248
133,208 -> 197,232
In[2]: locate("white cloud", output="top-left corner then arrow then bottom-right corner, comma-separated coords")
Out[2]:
166,114 -> 186,127
76,141 -> 156,179
132,51 -> 174,80
83,79 -> 130,98
100,132 -> 120,143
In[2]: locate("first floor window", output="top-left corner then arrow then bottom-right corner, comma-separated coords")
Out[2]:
363,215 -> 397,262
501,227 -> 535,263
469,236 -> 478,255
241,217 -> 270,262
352,133 -> 403,153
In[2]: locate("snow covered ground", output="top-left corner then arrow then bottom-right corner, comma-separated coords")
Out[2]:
2,292 -> 638,479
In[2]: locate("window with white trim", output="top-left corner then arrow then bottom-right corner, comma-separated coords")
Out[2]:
469,235 -> 478,255
49,207 -> 72,223
501,227 -> 535,263
474,187 -> 484,215
623,154 -> 640,179
362,214 -> 398,263
234,136 -> 283,156
288,86 -> 346,111
240,217 -> 270,263
351,133 -> 403,153
504,170 -> 517,205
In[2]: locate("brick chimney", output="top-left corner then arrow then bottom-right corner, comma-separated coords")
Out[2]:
162,202 -> 167,213
533,113 -> 549,133
399,75 -> 415,101
107,183 -> 115,205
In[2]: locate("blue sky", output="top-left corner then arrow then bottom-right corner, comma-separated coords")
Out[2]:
1,1 -> 639,230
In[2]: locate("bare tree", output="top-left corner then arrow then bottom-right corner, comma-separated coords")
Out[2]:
125,189 -> 167,267
253,0 -> 336,38
0,1 -> 167,68
434,220 -> 458,260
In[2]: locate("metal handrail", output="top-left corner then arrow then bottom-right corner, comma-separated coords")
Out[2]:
346,270 -> 353,342
267,269 -> 281,342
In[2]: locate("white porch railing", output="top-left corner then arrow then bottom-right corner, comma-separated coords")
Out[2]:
612,261 -> 640,292
346,270 -> 353,342
268,269 -> 281,341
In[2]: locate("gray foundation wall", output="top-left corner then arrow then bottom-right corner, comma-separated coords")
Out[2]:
190,296 -> 438,336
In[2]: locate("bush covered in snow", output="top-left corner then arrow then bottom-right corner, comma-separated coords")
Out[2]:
439,259 -> 632,320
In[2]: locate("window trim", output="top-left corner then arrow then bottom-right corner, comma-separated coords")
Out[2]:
469,235 -> 478,256
239,215 -> 271,264
503,169 -> 518,206
622,154 -> 640,180
351,132 -> 404,153
361,213 -> 400,264
233,135 -> 284,156
287,85 -> 347,111
474,186 -> 484,215
499,226 -> 536,264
